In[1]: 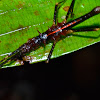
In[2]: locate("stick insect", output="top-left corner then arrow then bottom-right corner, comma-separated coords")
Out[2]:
0,0 -> 100,67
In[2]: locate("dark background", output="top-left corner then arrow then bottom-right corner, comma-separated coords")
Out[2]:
0,42 -> 100,100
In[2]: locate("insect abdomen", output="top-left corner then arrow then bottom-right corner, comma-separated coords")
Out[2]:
21,36 -> 42,54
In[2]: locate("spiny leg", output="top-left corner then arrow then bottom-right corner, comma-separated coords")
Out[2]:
53,0 -> 66,25
66,0 -> 75,20
46,41 -> 56,63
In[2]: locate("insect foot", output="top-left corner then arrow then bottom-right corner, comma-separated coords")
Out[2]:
92,6 -> 100,14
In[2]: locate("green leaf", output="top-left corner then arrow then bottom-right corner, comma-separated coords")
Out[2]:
0,0 -> 100,68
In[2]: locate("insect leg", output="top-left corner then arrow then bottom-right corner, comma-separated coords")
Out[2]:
46,41 -> 56,63
67,27 -> 100,39
0,54 -> 17,67
70,33 -> 100,39
53,0 -> 66,25
66,0 -> 75,20
71,27 -> 100,32
0,44 -> 24,67
0,58 -> 10,67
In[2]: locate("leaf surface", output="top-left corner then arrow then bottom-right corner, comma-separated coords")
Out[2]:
0,0 -> 100,68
